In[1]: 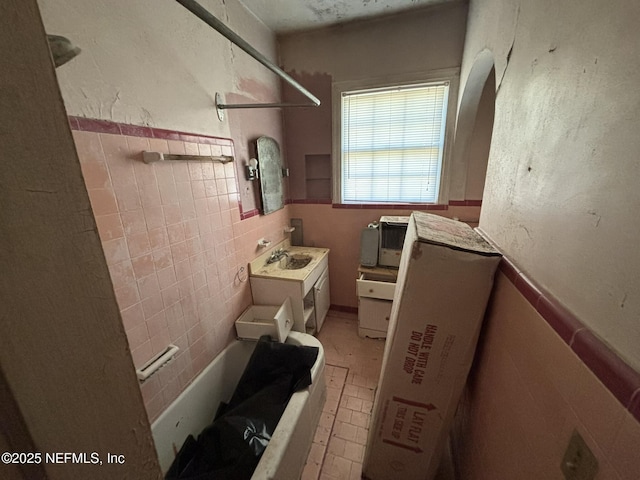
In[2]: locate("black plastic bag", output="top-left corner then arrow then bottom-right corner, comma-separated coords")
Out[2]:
166,336 -> 319,480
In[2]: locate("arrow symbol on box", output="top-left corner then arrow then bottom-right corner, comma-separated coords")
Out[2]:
392,396 -> 437,411
383,439 -> 423,453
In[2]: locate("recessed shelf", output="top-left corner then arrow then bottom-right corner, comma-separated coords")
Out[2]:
305,154 -> 331,199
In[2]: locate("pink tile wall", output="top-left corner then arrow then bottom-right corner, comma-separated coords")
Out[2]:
453,272 -> 640,480
72,125 -> 290,421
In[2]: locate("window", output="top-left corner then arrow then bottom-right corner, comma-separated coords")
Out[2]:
340,81 -> 450,204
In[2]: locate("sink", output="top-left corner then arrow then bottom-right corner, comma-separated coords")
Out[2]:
284,254 -> 312,270
250,244 -> 329,280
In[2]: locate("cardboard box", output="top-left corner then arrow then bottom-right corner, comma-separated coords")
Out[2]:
363,212 -> 501,480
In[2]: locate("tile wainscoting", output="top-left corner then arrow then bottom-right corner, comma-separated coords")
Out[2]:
489,243 -> 640,423
451,230 -> 640,480
70,117 -> 289,421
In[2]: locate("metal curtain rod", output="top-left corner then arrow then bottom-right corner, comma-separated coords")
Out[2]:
175,0 -> 321,117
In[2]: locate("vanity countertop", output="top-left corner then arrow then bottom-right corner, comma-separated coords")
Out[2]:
249,243 -> 329,282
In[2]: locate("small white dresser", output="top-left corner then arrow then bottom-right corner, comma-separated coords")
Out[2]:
356,266 -> 398,338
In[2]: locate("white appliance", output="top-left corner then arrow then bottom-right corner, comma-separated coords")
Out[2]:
360,226 -> 379,267
378,216 -> 409,268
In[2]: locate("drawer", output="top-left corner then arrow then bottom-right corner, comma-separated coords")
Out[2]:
357,273 -> 396,300
235,297 -> 293,342
358,297 -> 392,338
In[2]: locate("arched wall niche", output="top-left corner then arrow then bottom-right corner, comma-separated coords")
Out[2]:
450,49 -> 496,202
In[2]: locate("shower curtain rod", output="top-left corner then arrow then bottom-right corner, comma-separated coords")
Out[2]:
175,0 -> 321,117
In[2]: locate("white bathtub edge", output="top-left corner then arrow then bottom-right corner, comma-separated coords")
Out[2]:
151,331 -> 326,480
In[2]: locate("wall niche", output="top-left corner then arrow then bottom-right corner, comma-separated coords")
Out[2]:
305,154 -> 331,199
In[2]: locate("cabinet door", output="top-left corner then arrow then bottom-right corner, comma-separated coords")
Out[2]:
358,297 -> 392,338
313,267 -> 330,332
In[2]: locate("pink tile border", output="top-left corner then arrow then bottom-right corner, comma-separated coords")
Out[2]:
629,390 -> 640,420
148,127 -> 181,141
572,330 -> 640,410
119,123 -> 154,138
498,256 -> 519,284
482,228 -> 640,423
290,199 -> 333,205
535,294 -> 584,345
514,272 -> 542,308
448,199 -> 483,207
67,116 -> 79,130
69,116 -> 248,216
239,208 -> 260,220
69,116 -> 234,147
76,117 -> 120,135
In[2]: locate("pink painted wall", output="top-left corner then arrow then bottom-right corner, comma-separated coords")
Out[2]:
279,4 -> 479,310
73,125 -> 290,420
281,72 -> 333,200
278,4 -> 468,84
278,3 -> 471,203
226,92 -> 288,213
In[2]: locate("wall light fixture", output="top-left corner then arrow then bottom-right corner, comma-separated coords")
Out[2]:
246,158 -> 258,180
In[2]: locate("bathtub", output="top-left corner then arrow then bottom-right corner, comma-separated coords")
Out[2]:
151,331 -> 326,479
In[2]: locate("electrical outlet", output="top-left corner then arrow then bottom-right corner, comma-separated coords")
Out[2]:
561,430 -> 598,480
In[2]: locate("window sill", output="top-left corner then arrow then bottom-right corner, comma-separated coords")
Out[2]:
332,203 -> 448,210
288,199 -> 482,209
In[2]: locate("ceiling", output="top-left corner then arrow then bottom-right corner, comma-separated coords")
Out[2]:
239,0 -> 458,34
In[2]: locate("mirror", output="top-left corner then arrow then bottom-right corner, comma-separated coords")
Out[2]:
256,136 -> 284,215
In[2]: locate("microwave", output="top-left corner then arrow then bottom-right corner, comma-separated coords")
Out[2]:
378,216 -> 409,267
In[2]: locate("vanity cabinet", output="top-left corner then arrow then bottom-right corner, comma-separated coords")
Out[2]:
249,244 -> 330,335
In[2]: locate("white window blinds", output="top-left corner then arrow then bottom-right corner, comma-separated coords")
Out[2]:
341,82 -> 449,204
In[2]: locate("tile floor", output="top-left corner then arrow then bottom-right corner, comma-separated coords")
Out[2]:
301,311 -> 385,480
303,311 -> 456,480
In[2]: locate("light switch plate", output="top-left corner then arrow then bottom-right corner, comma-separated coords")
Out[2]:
561,430 -> 598,480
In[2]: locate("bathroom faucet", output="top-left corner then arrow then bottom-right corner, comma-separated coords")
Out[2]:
267,248 -> 289,264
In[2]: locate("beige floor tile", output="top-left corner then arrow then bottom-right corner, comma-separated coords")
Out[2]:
344,441 -> 365,463
314,424 -> 331,446
349,461 -> 363,480
303,312 -> 384,480
355,426 -> 369,446
334,420 -> 359,442
343,384 -> 359,397
356,386 -> 375,401
350,411 -> 370,429
342,395 -> 363,412
305,312 -> 463,480
336,406 -> 352,424
327,436 -> 347,457
308,442 -> 326,464
319,411 -> 335,428
322,453 -> 353,479
302,460 -> 322,480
